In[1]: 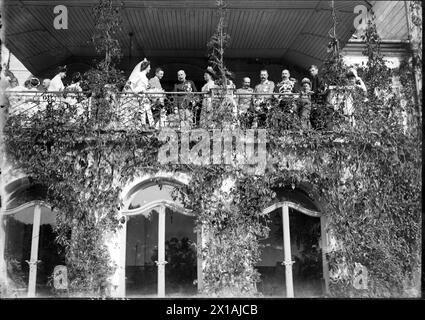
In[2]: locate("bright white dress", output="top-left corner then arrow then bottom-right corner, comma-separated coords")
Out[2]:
199,80 -> 217,127
123,71 -> 154,127
48,74 -> 65,92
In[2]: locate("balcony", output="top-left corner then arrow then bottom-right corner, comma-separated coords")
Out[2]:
4,88 -> 358,134
4,87 -> 377,178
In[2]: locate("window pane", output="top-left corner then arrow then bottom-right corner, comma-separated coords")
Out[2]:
256,209 -> 286,297
126,212 -> 158,297
4,207 -> 34,297
289,209 -> 323,297
36,206 -> 66,297
164,208 -> 197,296
128,185 -> 182,210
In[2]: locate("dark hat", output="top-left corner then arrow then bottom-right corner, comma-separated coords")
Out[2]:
9,77 -> 18,84
57,65 -> 67,73
205,66 -> 217,79
30,77 -> 40,87
301,78 -> 311,85
72,72 -> 82,83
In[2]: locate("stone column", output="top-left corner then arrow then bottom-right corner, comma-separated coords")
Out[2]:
106,214 -> 127,298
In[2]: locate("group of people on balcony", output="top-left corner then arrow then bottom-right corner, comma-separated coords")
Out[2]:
3,58 -> 367,130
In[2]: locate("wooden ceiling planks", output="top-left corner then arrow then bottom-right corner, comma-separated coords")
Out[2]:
4,0 -> 371,75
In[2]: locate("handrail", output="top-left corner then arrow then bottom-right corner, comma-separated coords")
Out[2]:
4,90 -> 303,96
4,87 -> 360,133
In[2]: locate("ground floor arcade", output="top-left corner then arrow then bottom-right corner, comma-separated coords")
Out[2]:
1,173 -> 331,298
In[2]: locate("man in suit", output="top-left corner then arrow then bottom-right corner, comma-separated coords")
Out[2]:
149,67 -> 164,90
308,65 -> 327,103
172,70 -> 198,128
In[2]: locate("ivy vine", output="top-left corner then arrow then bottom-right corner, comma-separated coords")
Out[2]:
2,2 -> 421,298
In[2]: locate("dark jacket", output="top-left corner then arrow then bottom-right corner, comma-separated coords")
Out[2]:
311,75 -> 327,103
173,80 -> 198,106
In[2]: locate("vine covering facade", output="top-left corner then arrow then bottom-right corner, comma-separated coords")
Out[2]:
0,0 -> 421,298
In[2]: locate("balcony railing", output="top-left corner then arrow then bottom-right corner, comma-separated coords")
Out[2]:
4,88 -> 361,133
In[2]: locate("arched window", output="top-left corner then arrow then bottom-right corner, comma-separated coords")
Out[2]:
256,187 -> 329,298
3,194 -> 65,297
122,179 -> 200,297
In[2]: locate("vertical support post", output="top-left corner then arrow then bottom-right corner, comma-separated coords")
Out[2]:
0,20 -> 9,290
118,214 -> 127,297
282,205 -> 294,298
196,228 -> 203,292
157,205 -> 166,297
0,208 -> 6,293
320,215 -> 330,295
27,204 -> 41,297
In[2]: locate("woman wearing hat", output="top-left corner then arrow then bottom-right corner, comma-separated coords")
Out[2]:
199,67 -> 218,127
344,68 -> 367,126
67,72 -> 83,92
29,77 -> 40,91
297,77 -> 313,130
346,68 -> 367,93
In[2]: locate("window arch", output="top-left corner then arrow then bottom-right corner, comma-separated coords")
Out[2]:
3,199 -> 65,297
257,186 -> 329,298
121,178 -> 200,297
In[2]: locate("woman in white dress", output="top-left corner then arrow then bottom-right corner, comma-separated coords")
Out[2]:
199,67 -> 217,128
48,66 -> 67,92
123,58 -> 154,127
